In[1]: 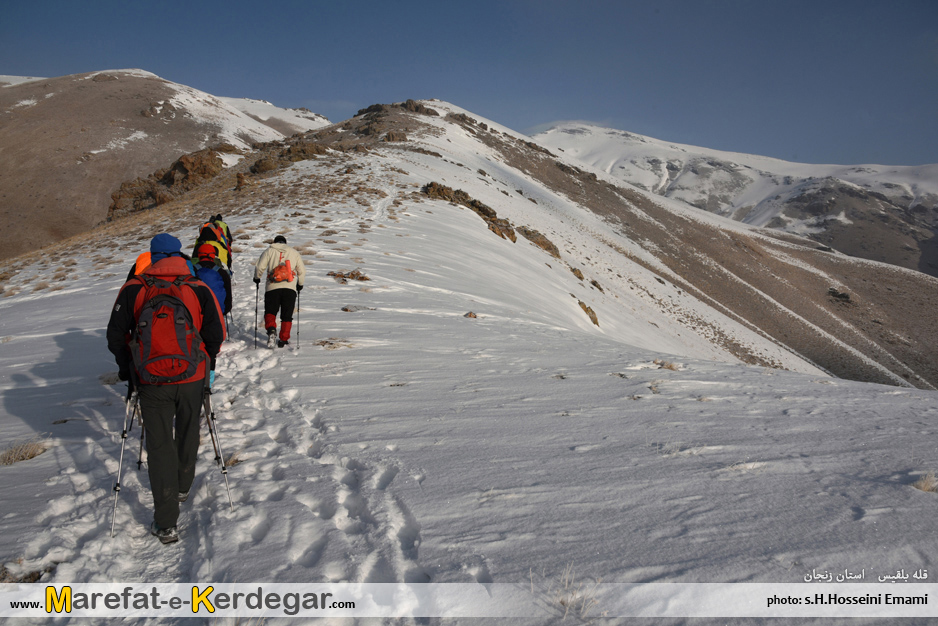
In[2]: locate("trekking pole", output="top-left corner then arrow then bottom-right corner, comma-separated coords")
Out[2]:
296,289 -> 300,351
110,386 -> 139,538
202,389 -> 234,511
254,283 -> 259,350
136,419 -> 145,471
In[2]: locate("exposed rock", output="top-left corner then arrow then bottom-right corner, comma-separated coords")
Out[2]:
161,149 -> 225,187
358,121 -> 384,137
578,301 -> 599,326
828,287 -> 852,302
516,226 -> 561,258
409,147 -> 443,158
400,99 -> 439,116
446,113 -> 479,127
282,141 -> 329,161
328,269 -> 370,284
251,157 -> 285,174
422,182 -> 516,242
107,147 -> 229,220
356,104 -> 392,116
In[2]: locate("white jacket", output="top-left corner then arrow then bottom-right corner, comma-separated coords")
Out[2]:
254,243 -> 306,292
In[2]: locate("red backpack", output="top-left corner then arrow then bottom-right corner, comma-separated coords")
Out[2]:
129,275 -> 206,384
268,252 -> 296,283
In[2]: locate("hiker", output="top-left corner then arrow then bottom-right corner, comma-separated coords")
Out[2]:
192,215 -> 233,272
195,243 -> 232,317
107,234 -> 226,545
126,234 -> 196,282
212,214 -> 233,248
253,235 -> 305,348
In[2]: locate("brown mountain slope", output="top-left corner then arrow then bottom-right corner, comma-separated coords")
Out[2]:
0,70 -> 298,261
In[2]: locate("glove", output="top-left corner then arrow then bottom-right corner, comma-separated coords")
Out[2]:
118,368 -> 130,382
253,277 -> 260,285
297,284 -> 304,292
209,371 -> 216,388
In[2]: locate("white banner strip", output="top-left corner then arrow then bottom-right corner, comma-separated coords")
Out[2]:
0,582 -> 933,619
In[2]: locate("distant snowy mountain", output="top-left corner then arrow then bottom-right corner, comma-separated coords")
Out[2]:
1,96 -> 937,620
0,70 -> 330,261
534,123 -> 938,276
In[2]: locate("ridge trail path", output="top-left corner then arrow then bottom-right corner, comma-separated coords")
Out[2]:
8,143 -> 938,605
11,156 -> 436,586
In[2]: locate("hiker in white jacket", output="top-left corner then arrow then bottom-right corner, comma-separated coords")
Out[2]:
253,236 -> 306,348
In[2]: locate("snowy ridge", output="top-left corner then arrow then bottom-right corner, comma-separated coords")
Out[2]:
534,122 -> 938,227
160,79 -> 289,149
0,75 -> 48,87
218,96 -> 330,134
0,99 -> 936,622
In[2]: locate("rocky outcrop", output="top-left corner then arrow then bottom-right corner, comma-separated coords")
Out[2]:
422,182 -> 516,242
357,100 -> 439,118
578,301 -> 599,326
107,146 -> 235,220
247,140 -> 331,175
516,226 -> 561,258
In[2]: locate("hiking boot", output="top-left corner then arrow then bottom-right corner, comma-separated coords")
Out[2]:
277,339 -> 289,348
267,332 -> 277,349
178,491 -> 190,503
150,521 -> 179,544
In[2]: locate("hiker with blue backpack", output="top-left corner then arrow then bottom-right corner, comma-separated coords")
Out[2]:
253,235 -> 305,348
192,214 -> 233,274
106,233 -> 226,544
195,243 -> 232,318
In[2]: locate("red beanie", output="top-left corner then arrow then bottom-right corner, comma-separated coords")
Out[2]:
197,243 -> 217,260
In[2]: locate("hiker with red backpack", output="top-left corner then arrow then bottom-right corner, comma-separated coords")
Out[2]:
106,234 -> 226,544
253,235 -> 305,348
126,233 -> 197,282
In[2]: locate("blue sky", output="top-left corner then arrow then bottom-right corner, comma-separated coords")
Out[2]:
3,0 -> 936,165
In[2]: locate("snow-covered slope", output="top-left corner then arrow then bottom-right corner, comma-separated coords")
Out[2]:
217,96 -> 330,136
1,99 -> 937,623
535,123 -> 938,276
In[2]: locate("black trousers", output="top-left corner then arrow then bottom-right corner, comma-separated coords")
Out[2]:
138,379 -> 204,529
264,288 -> 297,323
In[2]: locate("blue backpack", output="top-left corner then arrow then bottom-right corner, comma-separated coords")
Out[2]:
196,265 -> 227,312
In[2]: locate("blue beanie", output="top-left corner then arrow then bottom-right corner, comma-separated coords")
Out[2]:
150,233 -> 182,254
